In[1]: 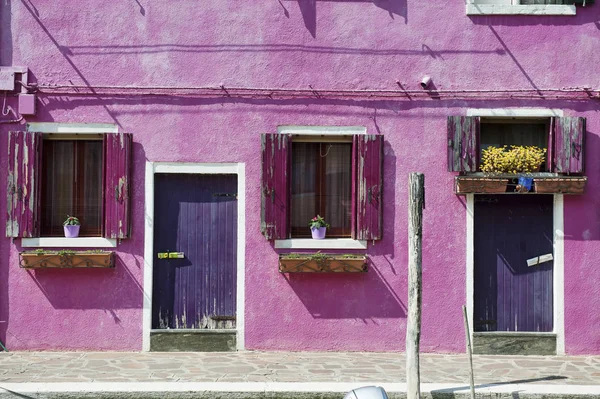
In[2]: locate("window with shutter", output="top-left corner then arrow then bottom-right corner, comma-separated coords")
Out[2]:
6,127 -> 132,242
261,130 -> 383,243
448,115 -> 586,175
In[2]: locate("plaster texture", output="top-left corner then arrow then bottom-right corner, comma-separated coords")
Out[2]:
0,1 -> 598,353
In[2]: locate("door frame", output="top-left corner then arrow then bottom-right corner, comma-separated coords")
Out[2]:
142,162 -> 246,351
466,193 -> 565,354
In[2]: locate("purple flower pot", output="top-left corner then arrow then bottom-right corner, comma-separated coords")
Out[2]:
311,227 -> 326,240
64,225 -> 80,238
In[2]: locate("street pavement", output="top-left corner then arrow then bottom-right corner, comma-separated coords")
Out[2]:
0,351 -> 599,398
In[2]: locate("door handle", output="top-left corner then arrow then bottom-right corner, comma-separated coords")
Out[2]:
157,252 -> 185,259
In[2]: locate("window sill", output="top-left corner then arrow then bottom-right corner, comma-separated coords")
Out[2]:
21,237 -> 118,248
466,4 -> 576,15
274,238 -> 367,250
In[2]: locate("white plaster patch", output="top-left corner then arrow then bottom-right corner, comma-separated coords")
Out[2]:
582,229 -> 592,241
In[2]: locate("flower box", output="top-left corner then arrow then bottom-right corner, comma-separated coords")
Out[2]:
279,254 -> 367,273
534,177 -> 586,195
19,251 -> 115,269
455,177 -> 508,195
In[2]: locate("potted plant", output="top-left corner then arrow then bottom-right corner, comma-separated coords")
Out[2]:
309,215 -> 330,239
279,252 -> 368,273
63,215 -> 81,238
457,145 -> 546,194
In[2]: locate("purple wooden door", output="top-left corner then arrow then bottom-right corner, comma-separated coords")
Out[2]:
152,174 -> 237,330
474,195 -> 553,332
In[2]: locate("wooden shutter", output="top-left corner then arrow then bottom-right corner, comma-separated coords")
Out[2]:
6,131 -> 42,238
355,134 -> 383,241
553,117 -> 585,174
261,133 -> 291,240
447,116 -> 480,172
103,132 -> 132,239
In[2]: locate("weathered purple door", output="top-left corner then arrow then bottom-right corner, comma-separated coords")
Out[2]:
152,174 -> 237,330
474,195 -> 553,332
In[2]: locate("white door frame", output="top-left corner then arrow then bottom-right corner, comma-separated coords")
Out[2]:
465,194 -> 565,354
142,162 -> 246,351
465,107 -> 565,354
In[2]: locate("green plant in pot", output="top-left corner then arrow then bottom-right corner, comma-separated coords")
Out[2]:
63,216 -> 81,238
309,215 -> 330,240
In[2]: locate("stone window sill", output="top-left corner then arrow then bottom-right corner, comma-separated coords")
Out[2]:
466,4 -> 576,15
21,237 -> 118,248
274,238 -> 367,250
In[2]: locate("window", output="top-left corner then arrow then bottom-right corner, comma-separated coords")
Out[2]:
6,129 -> 132,239
447,115 -> 585,174
41,139 -> 103,236
291,141 -> 353,238
261,130 -> 383,241
466,0 -> 593,15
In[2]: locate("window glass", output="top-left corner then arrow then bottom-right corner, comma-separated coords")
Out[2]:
291,142 -> 352,238
41,140 -> 103,236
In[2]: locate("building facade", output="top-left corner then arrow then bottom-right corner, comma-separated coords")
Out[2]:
0,1 -> 599,354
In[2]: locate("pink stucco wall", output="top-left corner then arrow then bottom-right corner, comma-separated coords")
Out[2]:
0,1 -> 598,353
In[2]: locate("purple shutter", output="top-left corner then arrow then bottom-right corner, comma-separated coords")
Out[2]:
6,131 -> 42,238
103,132 -> 132,239
261,133 -> 291,240
553,117 -> 585,174
447,116 -> 480,172
355,134 -> 383,241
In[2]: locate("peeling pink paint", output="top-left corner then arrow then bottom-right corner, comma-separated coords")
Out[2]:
0,1 -> 598,354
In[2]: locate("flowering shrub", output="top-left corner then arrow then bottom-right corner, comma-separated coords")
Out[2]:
481,145 -> 546,174
309,215 -> 330,229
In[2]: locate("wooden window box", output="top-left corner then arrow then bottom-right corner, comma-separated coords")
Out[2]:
534,177 -> 586,195
455,176 -> 586,195
279,254 -> 367,273
19,251 -> 115,269
455,177 -> 509,194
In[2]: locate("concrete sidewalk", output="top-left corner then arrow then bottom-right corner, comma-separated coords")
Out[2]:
0,351 -> 599,398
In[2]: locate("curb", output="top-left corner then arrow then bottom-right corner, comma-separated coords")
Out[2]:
1,382 -> 600,399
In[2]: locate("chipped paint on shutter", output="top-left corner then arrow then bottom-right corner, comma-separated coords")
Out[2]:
6,131 -> 41,238
447,116 -> 479,172
103,132 -> 132,239
355,134 -> 383,241
261,133 -> 291,240
6,131 -> 41,237
554,117 -> 585,174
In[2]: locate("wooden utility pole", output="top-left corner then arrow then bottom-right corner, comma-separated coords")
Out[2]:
406,173 -> 424,399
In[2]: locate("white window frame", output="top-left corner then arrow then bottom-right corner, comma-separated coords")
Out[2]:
20,123 -> 119,248
466,0 -> 576,16
274,126 -> 368,250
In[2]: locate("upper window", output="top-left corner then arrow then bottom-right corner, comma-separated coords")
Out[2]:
6,129 -> 132,239
261,129 -> 383,241
447,116 -> 585,174
466,0 -> 593,15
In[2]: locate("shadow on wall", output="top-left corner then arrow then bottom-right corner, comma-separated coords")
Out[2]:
283,263 -> 406,321
0,0 -> 12,65
369,139 -> 396,265
564,129 -> 600,243
24,255 -> 143,314
284,0 -> 408,38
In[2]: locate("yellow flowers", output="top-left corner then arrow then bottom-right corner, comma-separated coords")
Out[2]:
481,145 -> 546,174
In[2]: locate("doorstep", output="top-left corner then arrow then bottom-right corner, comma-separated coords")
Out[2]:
150,329 -> 236,352
473,331 -> 557,356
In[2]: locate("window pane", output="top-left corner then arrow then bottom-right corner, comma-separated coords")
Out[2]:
291,143 -> 317,235
291,142 -> 352,237
41,140 -> 103,236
